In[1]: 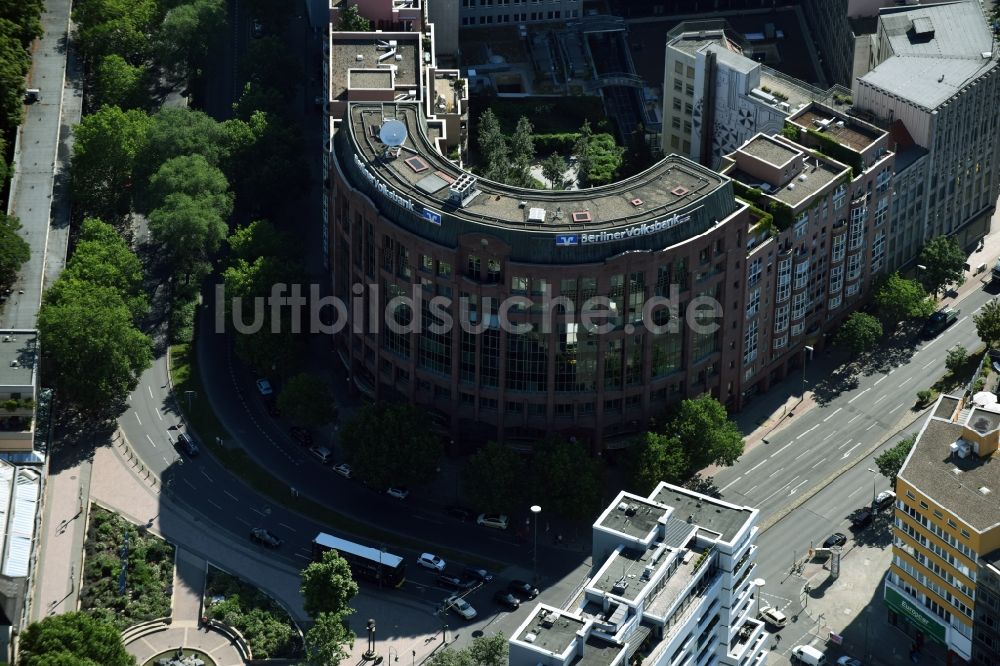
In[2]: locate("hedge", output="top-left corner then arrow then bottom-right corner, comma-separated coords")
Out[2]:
806,128 -> 864,175
532,132 -> 579,155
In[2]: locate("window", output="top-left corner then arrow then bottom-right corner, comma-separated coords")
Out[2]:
828,295 -> 841,309
849,208 -> 866,250
743,318 -> 758,365
746,288 -> 760,318
832,234 -> 846,263
747,257 -> 762,288
684,102 -> 693,115
874,197 -> 888,226
421,255 -> 434,273
876,168 -> 891,193
832,184 -> 847,210
872,229 -> 886,269
511,276 -> 528,294
467,254 -> 480,279
673,78 -> 682,92
438,261 -> 452,278
674,61 -> 683,74
794,260 -> 809,290
946,517 -> 956,527
829,265 -> 844,294
673,98 -> 681,111
847,253 -> 862,281
685,83 -> 694,96
776,259 -> 791,302
794,211 -> 808,238
672,117 -> 681,129
773,334 -> 787,349
792,291 -> 806,321
774,304 -> 789,333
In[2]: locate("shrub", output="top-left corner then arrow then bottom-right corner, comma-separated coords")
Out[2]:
205,567 -> 303,659
532,132 -> 579,155
916,389 -> 936,407
170,295 -> 197,344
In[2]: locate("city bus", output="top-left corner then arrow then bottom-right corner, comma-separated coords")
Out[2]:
311,533 -> 406,587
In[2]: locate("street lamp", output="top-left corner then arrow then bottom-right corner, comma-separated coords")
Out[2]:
801,346 -> 814,399
530,505 -> 541,584
866,468 -> 879,508
363,619 -> 376,660
753,578 -> 766,618
387,646 -> 399,662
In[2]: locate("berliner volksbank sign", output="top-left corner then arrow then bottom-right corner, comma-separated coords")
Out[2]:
554,210 -> 697,246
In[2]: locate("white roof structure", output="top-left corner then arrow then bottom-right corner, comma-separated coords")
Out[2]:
3,468 -> 39,577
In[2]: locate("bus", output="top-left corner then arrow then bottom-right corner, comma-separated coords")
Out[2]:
311,533 -> 406,587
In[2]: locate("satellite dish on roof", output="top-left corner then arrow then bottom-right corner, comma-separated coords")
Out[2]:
379,119 -> 408,147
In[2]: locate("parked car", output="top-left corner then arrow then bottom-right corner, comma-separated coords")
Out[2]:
874,490 -> 896,511
249,527 -> 282,548
494,590 -> 520,610
922,308 -> 959,338
823,532 -> 847,548
508,580 -> 539,599
175,432 -> 199,457
333,463 -> 353,479
417,553 -> 446,571
836,657 -> 861,666
290,427 -> 312,445
476,513 -> 509,530
791,644 -> 827,666
251,18 -> 264,38
256,378 -> 273,396
386,486 -> 409,500
445,505 -> 474,521
758,606 -> 787,628
850,508 -> 873,529
309,446 -> 333,464
462,567 -> 494,583
443,595 -> 477,620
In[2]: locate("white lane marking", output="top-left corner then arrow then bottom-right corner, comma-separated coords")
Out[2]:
145,434 -> 157,448
820,431 -> 836,443
747,460 -> 767,474
184,478 -> 196,489
251,507 -> 265,516
225,491 -> 239,502
898,377 -> 913,388
760,476 -> 799,504
201,469 -> 212,481
810,457 -> 827,469
788,479 -> 809,495
842,442 -> 862,458
873,395 -> 887,406
923,336 -> 942,350
848,486 -> 864,498
923,360 -> 935,369
848,414 -> 863,424
156,409 -> 163,421
767,467 -> 785,479
822,408 -> 842,423
771,440 -> 795,458
796,424 -> 819,440
294,553 -> 311,561
956,315 -> 969,327
208,500 -> 223,510
974,305 -> 984,314
135,412 -> 142,426
794,449 -> 811,461
148,386 -> 154,399
236,517 -> 251,526
874,375 -> 888,386
838,439 -> 853,450
866,423 -> 878,431
890,403 -> 905,414
719,476 -> 744,492
848,388 -> 871,404
279,522 -> 296,531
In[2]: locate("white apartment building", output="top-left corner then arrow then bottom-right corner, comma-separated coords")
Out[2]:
509,484 -> 765,666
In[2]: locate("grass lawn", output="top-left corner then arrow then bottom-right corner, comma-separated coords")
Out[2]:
168,342 -> 501,570
81,506 -> 175,630
204,566 -> 303,659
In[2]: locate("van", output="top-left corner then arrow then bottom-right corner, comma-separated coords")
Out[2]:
792,645 -> 827,666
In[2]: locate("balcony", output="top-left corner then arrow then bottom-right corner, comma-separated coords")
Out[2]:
729,618 -> 765,660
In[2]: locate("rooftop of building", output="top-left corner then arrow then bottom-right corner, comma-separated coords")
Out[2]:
597,494 -> 668,540
330,36 -> 420,101
703,43 -> 756,75
644,547 -> 709,617
900,401 -> 1000,533
648,483 -> 754,543
574,636 -> 624,666
667,30 -> 729,56
0,333 -> 36,389
593,546 -> 658,602
344,103 -> 729,231
515,606 -> 586,656
861,1 -> 997,111
739,135 -> 798,167
723,137 -> 847,209
792,107 -> 884,152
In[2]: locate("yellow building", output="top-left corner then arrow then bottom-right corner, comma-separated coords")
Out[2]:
889,394 -> 1000,663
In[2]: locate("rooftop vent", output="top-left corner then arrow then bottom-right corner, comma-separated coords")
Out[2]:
671,186 -> 690,196
836,120 -> 845,128
938,75 -> 945,83
787,183 -> 796,190
572,211 -> 592,223
798,174 -> 807,182
448,173 -> 478,206
617,501 -> 630,512
980,486 -> 992,495
542,612 -> 558,626
523,633 -> 537,644
631,198 -> 643,207
527,207 -> 547,223
611,577 -> 629,595
356,54 -> 364,61
686,514 -> 693,524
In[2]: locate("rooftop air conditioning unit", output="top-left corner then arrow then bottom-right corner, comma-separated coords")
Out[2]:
542,612 -> 558,626
356,54 -> 364,61
523,633 -> 537,643
618,502 -> 630,512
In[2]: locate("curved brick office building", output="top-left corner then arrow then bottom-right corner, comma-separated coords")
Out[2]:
329,102 -> 752,448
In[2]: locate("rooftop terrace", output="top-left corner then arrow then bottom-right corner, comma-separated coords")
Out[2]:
649,485 -> 753,543
597,496 -> 667,540
330,37 -> 419,101
793,108 -> 883,152
516,607 -> 586,656
739,135 -> 798,167
0,333 -> 36,389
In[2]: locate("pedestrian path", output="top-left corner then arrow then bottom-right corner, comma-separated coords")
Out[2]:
173,549 -> 207,627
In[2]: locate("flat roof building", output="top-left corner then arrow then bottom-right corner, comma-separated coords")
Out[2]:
510,484 -> 764,666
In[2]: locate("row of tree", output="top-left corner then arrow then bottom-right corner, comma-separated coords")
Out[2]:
0,0 -> 44,187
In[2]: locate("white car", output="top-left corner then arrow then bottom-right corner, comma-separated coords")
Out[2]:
256,378 -> 273,396
758,606 -> 787,628
476,513 -> 509,530
417,553 -> 446,571
443,594 -> 477,620
874,490 -> 896,510
333,463 -> 353,479
386,486 -> 409,500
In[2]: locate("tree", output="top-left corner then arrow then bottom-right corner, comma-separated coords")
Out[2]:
277,373 -> 337,428
337,3 -> 372,31
426,634 -> 508,666
462,442 -> 526,515
530,437 -> 604,522
145,154 -> 233,217
0,212 -> 30,288
509,115 -> 535,186
945,345 -> 968,375
228,219 -> 292,261
974,298 -> 1000,348
62,218 -> 146,321
540,152 -> 566,189
585,133 -> 625,186
232,80 -> 285,120
341,403 -> 443,488
135,107 -> 230,187
300,549 -> 358,618
38,280 -> 152,412
18,612 -> 135,666
0,24 -> 29,130
628,431 -> 687,496
572,119 -> 593,183
156,0 -> 225,78
72,0 -> 159,65
666,395 -> 744,476
70,105 -> 152,223
918,235 -> 966,295
92,54 -> 148,110
305,612 -> 354,666
220,111 -> 310,211
874,434 -> 917,485
834,311 -> 883,356
148,192 -> 228,283
240,35 -> 303,97
477,108 -> 509,184
0,0 -> 45,46
873,272 -> 934,324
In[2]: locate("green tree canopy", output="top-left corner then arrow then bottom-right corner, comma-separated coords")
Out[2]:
240,35 -> 302,97
92,54 -> 149,110
72,0 -> 158,64
530,437 -> 604,522
572,119 -> 593,183
39,280 -> 152,412
668,394 -> 744,476
232,80 -> 285,120
477,108 -> 509,183
918,235 -> 966,295
277,373 -> 337,428
834,311 -> 883,355
0,0 -> 45,46
337,3 -> 372,31
426,634 -> 508,666
145,153 -> 233,217
628,430 -> 687,496
873,272 -> 934,323
974,298 -> 1000,348
509,115 -> 535,186
70,105 -> 152,223
62,218 -> 147,321
135,107 -> 230,186
228,219 -> 292,261
0,21 -> 31,129
156,0 -> 225,78
585,133 -> 625,186
0,212 -> 30,289
341,403 -> 443,488
220,110 -> 309,211
148,192 -> 228,283
18,612 -> 135,666
874,434 -> 917,485
945,345 -> 968,375
304,611 -> 355,666
462,442 -> 526,515
540,152 -> 566,189
300,549 -> 358,618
